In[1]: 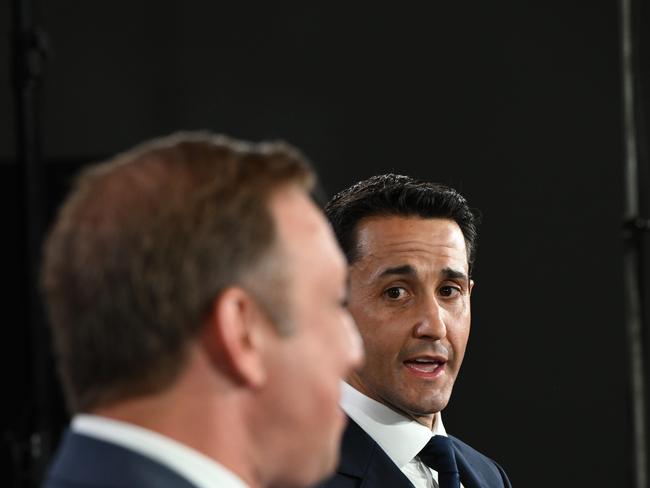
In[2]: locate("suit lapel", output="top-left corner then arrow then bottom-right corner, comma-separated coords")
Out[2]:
338,418 -> 415,488
452,442 -> 489,488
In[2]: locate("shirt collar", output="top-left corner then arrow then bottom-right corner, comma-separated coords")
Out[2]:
339,381 -> 448,468
72,414 -> 249,488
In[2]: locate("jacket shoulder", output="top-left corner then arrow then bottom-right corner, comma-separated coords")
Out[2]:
42,430 -> 198,488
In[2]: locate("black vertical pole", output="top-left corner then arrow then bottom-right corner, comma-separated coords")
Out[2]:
11,0 -> 52,485
621,0 -> 649,486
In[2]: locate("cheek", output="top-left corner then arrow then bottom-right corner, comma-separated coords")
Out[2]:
302,328 -> 349,396
277,342 -> 342,425
354,305 -> 416,362
448,318 -> 471,361
353,322 -> 392,369
304,357 -> 345,428
350,299 -> 397,343
353,319 -> 404,378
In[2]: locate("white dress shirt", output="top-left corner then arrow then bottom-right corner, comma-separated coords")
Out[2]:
340,382 -> 464,488
72,414 -> 249,488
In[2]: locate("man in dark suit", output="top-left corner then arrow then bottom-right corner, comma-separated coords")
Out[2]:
318,174 -> 511,488
40,132 -> 363,488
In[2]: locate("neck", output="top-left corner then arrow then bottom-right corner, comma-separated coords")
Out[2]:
346,376 -> 437,429
92,345 -> 265,488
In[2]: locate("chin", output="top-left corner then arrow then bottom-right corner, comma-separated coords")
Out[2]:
404,394 -> 451,416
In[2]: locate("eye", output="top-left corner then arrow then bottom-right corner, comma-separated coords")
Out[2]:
384,287 -> 407,300
439,285 -> 461,298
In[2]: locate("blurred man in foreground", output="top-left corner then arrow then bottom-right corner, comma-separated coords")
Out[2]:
41,132 -> 363,488
318,174 -> 510,488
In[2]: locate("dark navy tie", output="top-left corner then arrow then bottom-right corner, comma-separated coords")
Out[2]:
418,435 -> 461,488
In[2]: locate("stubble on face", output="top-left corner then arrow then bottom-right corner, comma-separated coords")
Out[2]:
346,216 -> 472,428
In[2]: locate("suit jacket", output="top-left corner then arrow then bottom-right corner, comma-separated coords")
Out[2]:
316,418 -> 511,488
42,429 -> 198,488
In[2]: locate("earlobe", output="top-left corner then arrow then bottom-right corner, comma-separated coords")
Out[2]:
201,287 -> 269,388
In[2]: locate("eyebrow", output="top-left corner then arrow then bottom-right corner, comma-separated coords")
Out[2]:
377,264 -> 469,283
378,264 -> 416,278
441,267 -> 469,283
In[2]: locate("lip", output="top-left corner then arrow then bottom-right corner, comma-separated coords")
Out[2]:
402,355 -> 447,379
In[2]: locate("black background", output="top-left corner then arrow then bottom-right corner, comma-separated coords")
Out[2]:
2,1 -> 648,486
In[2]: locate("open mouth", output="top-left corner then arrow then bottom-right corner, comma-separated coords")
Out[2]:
403,357 -> 446,377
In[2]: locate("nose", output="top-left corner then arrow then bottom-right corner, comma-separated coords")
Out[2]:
413,294 -> 446,340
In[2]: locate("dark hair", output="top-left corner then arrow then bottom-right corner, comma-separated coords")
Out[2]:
325,174 -> 479,272
41,132 -> 314,412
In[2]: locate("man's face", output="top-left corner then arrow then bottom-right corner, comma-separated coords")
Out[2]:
347,216 -> 472,428
260,186 -> 363,487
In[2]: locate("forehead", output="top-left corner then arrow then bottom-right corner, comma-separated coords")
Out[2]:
353,216 -> 469,273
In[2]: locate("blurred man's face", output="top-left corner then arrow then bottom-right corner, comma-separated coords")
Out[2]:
260,186 -> 363,487
346,216 -> 472,429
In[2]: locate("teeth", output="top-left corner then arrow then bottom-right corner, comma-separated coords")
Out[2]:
407,362 -> 438,373
404,358 -> 443,374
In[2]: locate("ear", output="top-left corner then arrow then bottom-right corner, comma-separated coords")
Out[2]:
200,287 -> 273,388
469,279 -> 475,296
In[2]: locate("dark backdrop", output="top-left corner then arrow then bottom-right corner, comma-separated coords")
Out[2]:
1,1 -> 640,486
